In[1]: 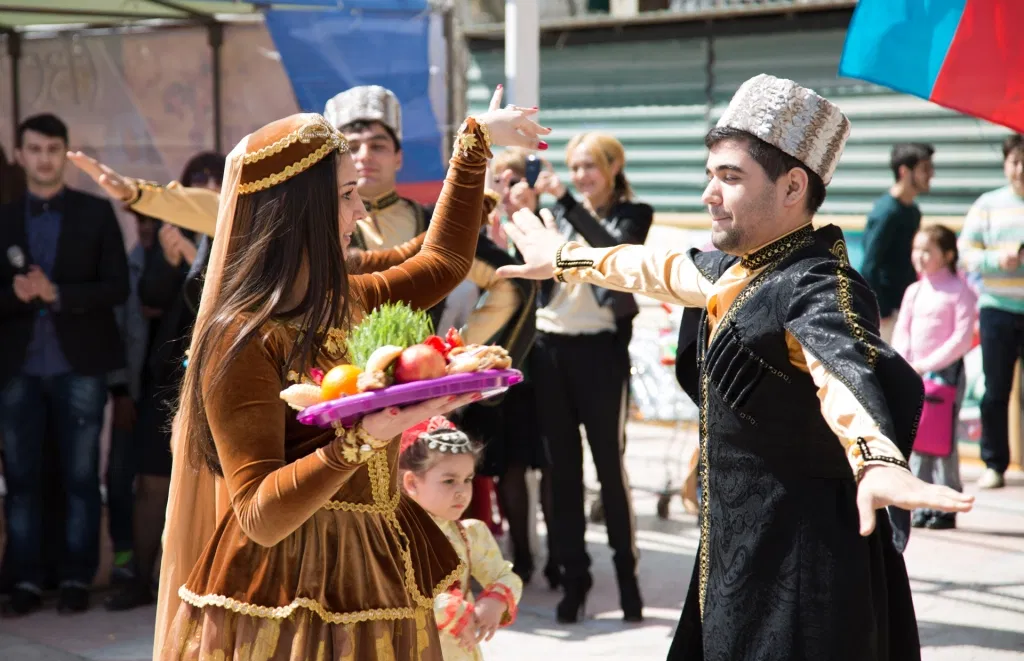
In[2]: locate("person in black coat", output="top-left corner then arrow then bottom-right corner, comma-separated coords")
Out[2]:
0,114 -> 129,615
103,152 -> 223,612
527,132 -> 653,623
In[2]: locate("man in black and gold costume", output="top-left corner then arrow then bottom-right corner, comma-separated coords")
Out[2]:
498,74 -> 973,660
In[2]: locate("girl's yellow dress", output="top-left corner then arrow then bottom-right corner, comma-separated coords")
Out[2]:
431,517 -> 523,661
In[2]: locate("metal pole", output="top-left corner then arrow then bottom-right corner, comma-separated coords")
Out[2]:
504,0 -> 542,558
208,22 -> 223,153
443,6 -> 456,159
9,32 -> 21,135
504,0 -> 539,108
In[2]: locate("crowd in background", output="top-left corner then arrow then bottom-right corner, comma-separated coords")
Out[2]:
0,105 -> 1021,623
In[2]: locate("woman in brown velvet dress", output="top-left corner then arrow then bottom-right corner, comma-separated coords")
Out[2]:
157,89 -> 549,660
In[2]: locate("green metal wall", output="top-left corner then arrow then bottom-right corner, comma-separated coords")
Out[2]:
468,28 -> 1011,217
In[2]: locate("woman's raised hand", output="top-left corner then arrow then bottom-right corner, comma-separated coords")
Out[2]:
473,85 -> 551,151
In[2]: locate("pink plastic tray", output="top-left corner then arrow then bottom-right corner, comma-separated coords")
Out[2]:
296,369 -> 523,428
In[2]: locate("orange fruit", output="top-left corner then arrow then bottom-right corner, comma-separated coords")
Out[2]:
321,365 -> 363,400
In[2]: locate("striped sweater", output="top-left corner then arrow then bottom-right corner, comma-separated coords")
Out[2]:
958,185 -> 1024,313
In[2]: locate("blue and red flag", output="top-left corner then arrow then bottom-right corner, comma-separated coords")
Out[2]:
839,0 -> 1024,133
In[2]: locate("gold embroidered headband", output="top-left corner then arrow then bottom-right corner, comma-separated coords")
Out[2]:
238,113 -> 350,195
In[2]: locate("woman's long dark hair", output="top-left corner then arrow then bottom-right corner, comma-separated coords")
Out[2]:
180,152 -> 350,473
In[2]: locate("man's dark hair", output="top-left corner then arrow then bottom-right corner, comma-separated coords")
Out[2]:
1002,134 -> 1024,160
339,119 -> 401,152
705,127 -> 827,214
180,151 -> 226,187
16,113 -> 69,148
889,143 -> 935,181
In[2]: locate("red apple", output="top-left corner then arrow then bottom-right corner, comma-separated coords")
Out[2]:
393,344 -> 447,383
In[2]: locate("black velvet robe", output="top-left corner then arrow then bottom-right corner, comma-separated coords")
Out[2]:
669,225 -> 923,661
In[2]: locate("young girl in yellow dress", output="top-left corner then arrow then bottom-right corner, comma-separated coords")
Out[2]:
399,417 -> 523,661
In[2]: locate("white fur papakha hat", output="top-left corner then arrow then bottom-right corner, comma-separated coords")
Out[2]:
323,85 -> 402,141
716,74 -> 851,185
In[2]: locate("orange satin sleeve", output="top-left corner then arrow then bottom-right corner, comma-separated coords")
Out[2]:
349,120 -> 490,311
202,330 -> 374,548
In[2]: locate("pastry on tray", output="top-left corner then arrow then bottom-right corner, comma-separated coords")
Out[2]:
280,302 -> 519,426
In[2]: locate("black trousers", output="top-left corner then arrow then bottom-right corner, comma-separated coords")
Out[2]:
978,307 -> 1024,474
532,331 -> 638,582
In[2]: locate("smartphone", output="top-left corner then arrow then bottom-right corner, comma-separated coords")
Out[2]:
525,155 -> 541,189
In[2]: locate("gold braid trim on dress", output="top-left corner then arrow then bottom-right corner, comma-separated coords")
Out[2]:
178,586 -> 418,624
319,451 -> 465,609
177,450 -> 462,625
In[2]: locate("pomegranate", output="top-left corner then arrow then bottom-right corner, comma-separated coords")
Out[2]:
393,344 -> 447,383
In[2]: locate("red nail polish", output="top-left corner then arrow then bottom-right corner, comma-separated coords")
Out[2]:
531,106 -> 538,109
472,393 -> 483,401
538,141 -> 549,150
497,84 -> 503,90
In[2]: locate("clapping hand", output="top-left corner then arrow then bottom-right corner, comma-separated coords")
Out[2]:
12,274 -> 36,303
494,208 -> 565,281
26,266 -> 57,304
159,224 -> 199,267
533,169 -> 567,199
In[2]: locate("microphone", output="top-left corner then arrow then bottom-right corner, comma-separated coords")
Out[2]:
7,245 -> 44,312
7,245 -> 29,275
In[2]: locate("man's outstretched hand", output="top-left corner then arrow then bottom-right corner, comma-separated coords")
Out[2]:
494,208 -> 565,281
67,151 -> 134,202
856,465 -> 974,536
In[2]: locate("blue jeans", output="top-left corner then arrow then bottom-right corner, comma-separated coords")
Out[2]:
1,373 -> 106,587
978,307 -> 1024,474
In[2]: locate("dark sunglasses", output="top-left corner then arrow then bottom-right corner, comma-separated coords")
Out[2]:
189,171 -> 217,186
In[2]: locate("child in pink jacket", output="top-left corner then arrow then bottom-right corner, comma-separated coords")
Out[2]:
892,225 -> 978,529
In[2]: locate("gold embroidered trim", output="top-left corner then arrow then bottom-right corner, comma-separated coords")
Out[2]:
364,190 -> 401,212
322,491 -> 400,514
697,371 -> 711,620
740,224 -> 814,270
829,240 -> 879,369
324,449 -> 465,607
178,586 -> 418,624
698,232 -> 809,621
374,451 -> 465,608
331,422 -> 389,464
453,117 -> 493,160
244,118 -> 347,165
239,139 -> 343,196
477,120 -> 492,150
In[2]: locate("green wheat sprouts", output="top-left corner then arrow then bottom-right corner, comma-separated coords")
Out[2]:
347,302 -> 434,370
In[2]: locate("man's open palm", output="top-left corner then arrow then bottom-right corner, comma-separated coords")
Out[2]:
856,465 -> 974,536
495,208 -> 565,281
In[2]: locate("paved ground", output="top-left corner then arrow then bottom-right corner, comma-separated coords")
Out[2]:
1,422 -> 1022,660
